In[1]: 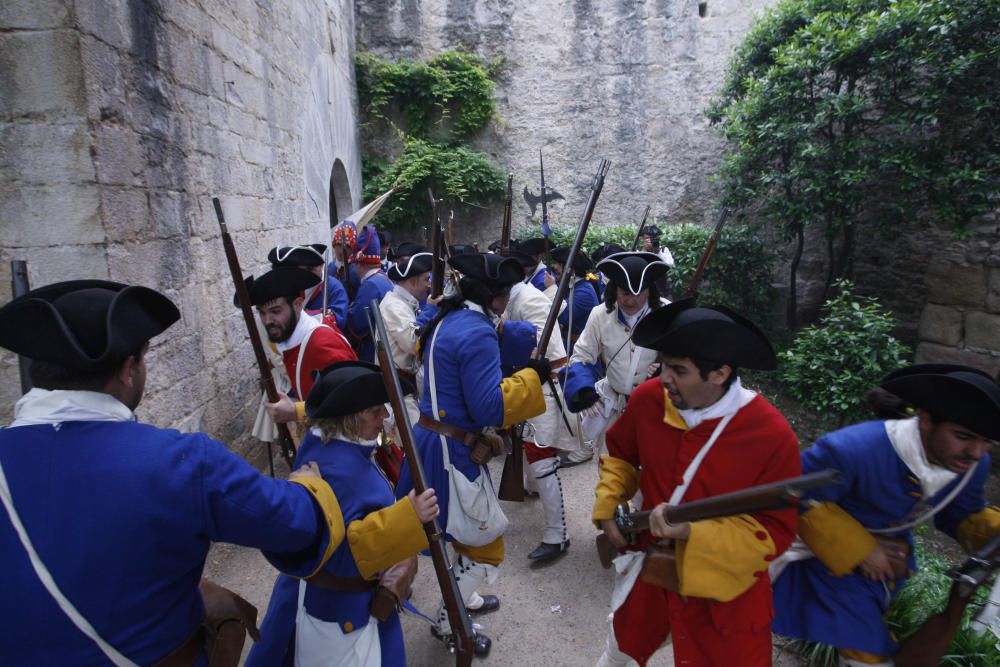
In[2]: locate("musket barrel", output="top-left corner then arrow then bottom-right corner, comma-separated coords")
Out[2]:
535,159 -> 611,357
10,260 -> 32,394
630,205 -> 651,251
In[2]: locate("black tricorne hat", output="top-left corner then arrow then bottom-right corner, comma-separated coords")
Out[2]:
0,280 -> 179,371
268,244 -> 326,268
448,244 -> 479,256
448,253 -> 524,291
597,252 -> 670,295
592,243 -> 626,264
241,267 -> 321,307
487,239 -> 503,252
880,364 -> 1000,440
517,237 -> 551,257
632,298 -> 776,370
305,361 -> 389,419
550,246 -> 594,275
387,252 -> 433,282
506,250 -> 537,270
387,242 -> 426,262
643,225 -> 663,239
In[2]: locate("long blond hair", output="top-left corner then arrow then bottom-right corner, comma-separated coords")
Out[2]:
306,412 -> 366,444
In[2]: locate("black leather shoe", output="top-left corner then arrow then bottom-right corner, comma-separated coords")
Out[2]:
466,594 -> 500,615
528,540 -> 570,562
430,626 -> 492,658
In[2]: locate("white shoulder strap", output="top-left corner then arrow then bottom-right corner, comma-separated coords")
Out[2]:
426,322 -> 452,468
667,412 -> 736,505
295,323 -> 331,398
0,458 -> 140,666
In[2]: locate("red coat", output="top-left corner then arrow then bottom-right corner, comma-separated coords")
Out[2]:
601,378 -> 800,666
281,324 -> 356,400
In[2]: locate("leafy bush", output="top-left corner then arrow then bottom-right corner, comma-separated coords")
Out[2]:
778,280 -> 909,424
547,222 -> 776,329
356,50 -> 505,226
362,140 -> 506,228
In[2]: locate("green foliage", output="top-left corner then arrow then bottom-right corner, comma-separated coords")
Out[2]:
356,50 -> 505,226
708,0 -> 1000,302
547,222 -> 776,328
778,280 -> 910,423
784,540 -> 1000,666
362,139 -> 506,228
356,50 -> 498,141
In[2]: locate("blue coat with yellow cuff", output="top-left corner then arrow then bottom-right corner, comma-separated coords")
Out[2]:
772,420 -> 999,656
395,307 -> 545,542
0,420 -> 341,666
557,278 -> 599,347
248,431 -> 428,667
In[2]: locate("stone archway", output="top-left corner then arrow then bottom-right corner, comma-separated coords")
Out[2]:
329,159 -> 352,227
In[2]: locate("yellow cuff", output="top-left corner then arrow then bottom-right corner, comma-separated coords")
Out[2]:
295,401 -> 306,420
675,515 -> 774,601
956,507 -> 1000,553
799,501 -> 875,576
348,497 -> 429,580
500,368 -> 546,427
454,536 -> 505,567
288,477 -> 345,577
593,456 -> 639,526
662,390 -> 687,430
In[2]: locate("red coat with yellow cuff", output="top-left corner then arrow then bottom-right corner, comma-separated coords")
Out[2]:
594,377 -> 800,666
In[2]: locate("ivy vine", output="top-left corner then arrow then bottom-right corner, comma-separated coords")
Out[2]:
356,50 -> 506,226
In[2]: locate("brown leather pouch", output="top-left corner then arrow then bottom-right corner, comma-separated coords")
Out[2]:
199,579 -> 260,667
469,432 -> 505,465
370,556 -> 419,621
639,542 -> 680,592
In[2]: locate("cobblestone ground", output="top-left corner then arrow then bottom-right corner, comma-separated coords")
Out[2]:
205,454 -> 802,666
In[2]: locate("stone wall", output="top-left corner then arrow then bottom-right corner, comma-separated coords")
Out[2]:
0,0 -> 362,455
355,0 -> 777,247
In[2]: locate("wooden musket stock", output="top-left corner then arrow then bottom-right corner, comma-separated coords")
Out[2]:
213,197 -> 296,474
683,207 -> 730,299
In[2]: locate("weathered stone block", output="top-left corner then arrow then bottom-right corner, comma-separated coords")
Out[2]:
0,120 -> 95,184
987,269 -> 1000,313
93,124 -> 147,186
0,184 -> 103,246
926,262 -> 986,307
916,342 -> 1000,377
0,0 -> 71,30
0,30 -> 85,118
965,311 -> 1000,351
918,304 -> 963,346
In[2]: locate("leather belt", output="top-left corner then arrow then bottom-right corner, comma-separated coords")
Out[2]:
307,570 -> 377,593
550,357 -> 568,370
417,414 -> 477,448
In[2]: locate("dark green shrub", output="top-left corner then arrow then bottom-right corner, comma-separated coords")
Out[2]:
778,280 -> 909,424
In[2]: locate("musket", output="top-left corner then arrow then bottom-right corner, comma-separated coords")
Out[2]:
213,197 -> 296,475
683,207 -> 731,299
539,150 -> 551,236
339,234 -> 354,303
428,189 -> 444,299
596,469 -> 841,569
500,173 -> 513,253
10,260 -> 32,394
368,301 -> 477,667
630,205 -> 652,251
321,245 -> 330,318
499,159 -> 612,502
893,531 -> 1000,667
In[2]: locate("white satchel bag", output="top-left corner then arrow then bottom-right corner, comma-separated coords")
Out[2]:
427,323 -> 508,546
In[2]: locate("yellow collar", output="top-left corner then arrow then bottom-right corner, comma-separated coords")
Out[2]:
662,389 -> 688,430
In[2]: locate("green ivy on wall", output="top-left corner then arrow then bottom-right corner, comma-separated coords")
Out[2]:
356,50 -> 506,225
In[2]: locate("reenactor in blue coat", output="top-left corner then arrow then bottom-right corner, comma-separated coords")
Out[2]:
0,280 -> 343,666
396,253 -> 548,654
772,364 -> 1000,666
550,245 -> 600,353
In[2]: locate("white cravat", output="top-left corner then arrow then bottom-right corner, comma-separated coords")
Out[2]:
885,417 -> 959,499
10,389 -> 135,427
678,377 -> 756,430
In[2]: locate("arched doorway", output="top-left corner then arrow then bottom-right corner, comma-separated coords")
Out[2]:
329,159 -> 353,227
